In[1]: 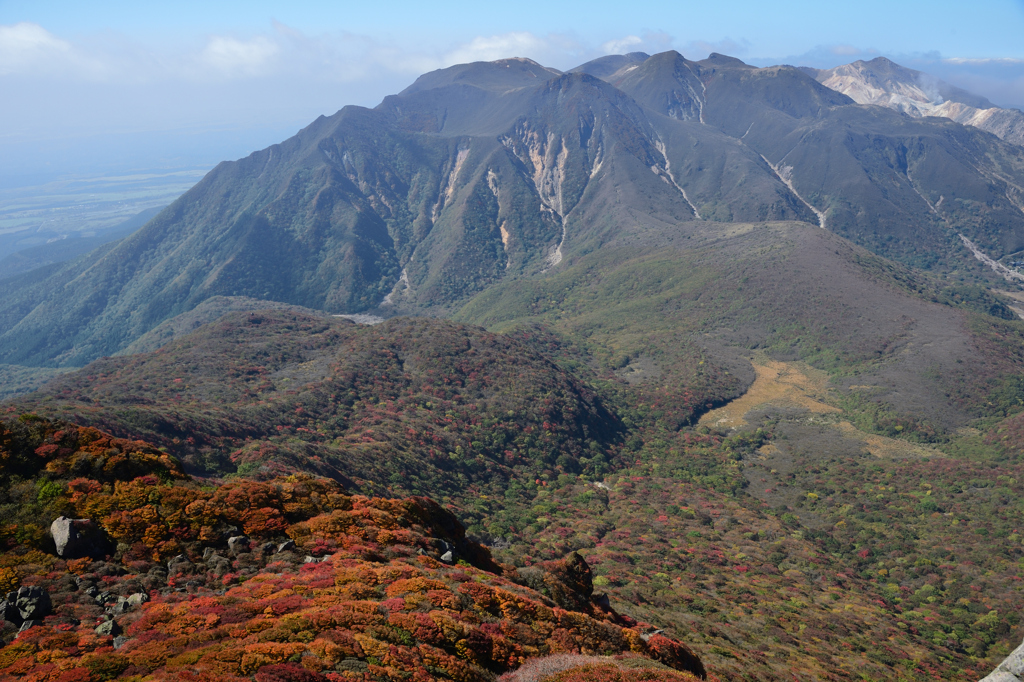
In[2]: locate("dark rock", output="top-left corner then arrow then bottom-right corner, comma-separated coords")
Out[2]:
206,554 -> 231,577
0,596 -> 19,623
16,586 -> 51,621
167,554 -> 194,576
277,540 -> 296,553
109,592 -> 149,615
558,552 -> 594,598
258,542 -> 276,555
95,620 -> 122,636
19,620 -> 43,632
227,536 -> 250,555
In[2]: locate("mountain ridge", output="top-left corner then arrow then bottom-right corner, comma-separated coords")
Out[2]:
805,56 -> 1024,146
2,50 -> 1024,371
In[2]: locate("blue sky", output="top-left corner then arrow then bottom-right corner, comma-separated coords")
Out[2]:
2,0 -> 1024,184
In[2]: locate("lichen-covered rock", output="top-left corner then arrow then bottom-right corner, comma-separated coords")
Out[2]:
95,619 -> 122,636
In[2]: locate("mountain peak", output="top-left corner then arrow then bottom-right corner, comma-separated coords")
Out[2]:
570,52 -> 651,80
491,56 -> 552,69
398,58 -> 561,96
811,55 -> 1024,145
703,53 -> 750,68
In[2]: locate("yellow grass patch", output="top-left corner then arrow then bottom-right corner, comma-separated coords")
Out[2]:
834,421 -> 945,459
699,353 -> 838,428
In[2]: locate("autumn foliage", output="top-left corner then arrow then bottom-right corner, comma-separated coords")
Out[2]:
0,415 -> 705,682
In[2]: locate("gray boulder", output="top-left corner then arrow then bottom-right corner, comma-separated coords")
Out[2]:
95,620 -> 122,636
126,592 -> 149,608
227,536 -> 250,555
113,635 -> 129,649
109,592 -> 149,615
50,517 -> 101,558
15,586 -> 51,621
205,553 -> 231,577
167,554 -> 194,576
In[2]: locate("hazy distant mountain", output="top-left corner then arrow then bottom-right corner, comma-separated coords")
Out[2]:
805,57 -> 1024,146
3,51 -> 1024,367
570,52 -> 650,80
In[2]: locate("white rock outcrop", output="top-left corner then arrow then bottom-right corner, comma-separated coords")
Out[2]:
981,638 -> 1024,681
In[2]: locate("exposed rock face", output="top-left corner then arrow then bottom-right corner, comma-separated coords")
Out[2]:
981,638 -> 1024,681
808,57 -> 1024,147
0,594 -> 19,622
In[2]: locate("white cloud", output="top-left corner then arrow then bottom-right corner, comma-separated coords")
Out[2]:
0,22 -> 72,75
601,35 -> 643,55
200,35 -> 280,77
942,57 -> 1024,65
441,32 -> 570,66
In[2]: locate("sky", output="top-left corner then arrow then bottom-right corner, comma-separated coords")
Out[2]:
2,0 -> 1024,186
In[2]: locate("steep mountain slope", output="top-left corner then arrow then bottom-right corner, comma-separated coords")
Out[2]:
805,57 -> 1024,147
609,52 -> 1024,267
570,52 -> 650,80
2,50 -> 1024,373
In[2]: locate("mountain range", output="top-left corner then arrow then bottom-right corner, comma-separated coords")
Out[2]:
2,51 -> 1024,368
3,51 -> 1024,680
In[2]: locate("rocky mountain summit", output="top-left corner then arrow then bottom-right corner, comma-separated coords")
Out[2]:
804,57 -> 1024,146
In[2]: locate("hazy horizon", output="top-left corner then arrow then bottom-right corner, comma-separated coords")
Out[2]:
3,0 -> 1024,186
